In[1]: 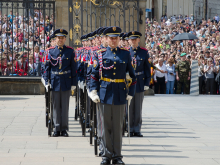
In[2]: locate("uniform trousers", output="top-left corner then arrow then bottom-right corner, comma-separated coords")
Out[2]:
206,78 -> 214,94
97,103 -> 104,152
52,90 -> 70,132
129,91 -> 144,133
99,103 -> 124,160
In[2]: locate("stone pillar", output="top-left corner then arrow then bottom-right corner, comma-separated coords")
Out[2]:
55,0 -> 70,46
139,0 -> 146,47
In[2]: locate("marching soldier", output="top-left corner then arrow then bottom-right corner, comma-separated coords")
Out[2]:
127,31 -> 151,137
43,29 -> 77,137
90,26 -> 136,165
175,53 -> 191,94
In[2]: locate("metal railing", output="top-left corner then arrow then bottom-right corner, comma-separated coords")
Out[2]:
0,0 -> 55,77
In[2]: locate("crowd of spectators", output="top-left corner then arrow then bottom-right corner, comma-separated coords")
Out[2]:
145,14 -> 220,95
1,8 -> 220,95
0,9 -> 54,76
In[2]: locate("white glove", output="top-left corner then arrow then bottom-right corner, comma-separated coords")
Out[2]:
41,77 -> 45,87
71,86 -> 76,90
126,73 -> 131,79
126,95 -> 133,106
144,86 -> 149,90
90,90 -> 100,103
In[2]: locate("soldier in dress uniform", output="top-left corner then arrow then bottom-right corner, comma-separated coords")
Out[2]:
90,27 -> 108,156
119,33 -> 124,48
43,29 -> 77,137
49,33 -> 56,47
90,26 -> 136,165
175,53 -> 191,94
127,31 -> 151,137
99,27 -> 108,48
123,33 -> 130,49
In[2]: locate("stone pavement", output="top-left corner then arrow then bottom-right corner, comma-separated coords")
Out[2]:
0,95 -> 220,165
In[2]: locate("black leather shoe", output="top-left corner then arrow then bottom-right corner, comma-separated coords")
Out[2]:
100,158 -> 111,165
127,132 -> 134,137
134,132 -> 143,137
53,131 -> 60,137
112,158 -> 125,165
61,130 -> 69,137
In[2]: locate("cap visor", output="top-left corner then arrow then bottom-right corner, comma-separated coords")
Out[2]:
129,37 -> 139,39
107,34 -> 120,37
56,34 -> 66,37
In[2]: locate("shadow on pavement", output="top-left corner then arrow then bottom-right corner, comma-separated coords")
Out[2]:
123,155 -> 188,158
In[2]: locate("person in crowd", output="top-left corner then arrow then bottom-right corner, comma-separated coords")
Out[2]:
154,58 -> 167,94
175,53 -> 191,94
204,58 -> 216,94
198,55 -> 205,94
166,58 -> 175,94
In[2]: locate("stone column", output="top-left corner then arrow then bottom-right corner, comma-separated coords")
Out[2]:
139,0 -> 146,47
55,0 -> 70,46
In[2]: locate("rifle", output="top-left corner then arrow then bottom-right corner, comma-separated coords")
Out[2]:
126,74 -> 132,144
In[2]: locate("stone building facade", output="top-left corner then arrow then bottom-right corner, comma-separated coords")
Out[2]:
146,0 -> 220,23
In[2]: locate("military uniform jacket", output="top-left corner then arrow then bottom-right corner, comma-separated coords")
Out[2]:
129,46 -> 151,93
44,45 -> 77,91
90,47 -> 137,105
175,60 -> 191,76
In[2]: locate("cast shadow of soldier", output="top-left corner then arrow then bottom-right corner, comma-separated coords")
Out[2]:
121,117 -> 196,164
67,112 -> 196,164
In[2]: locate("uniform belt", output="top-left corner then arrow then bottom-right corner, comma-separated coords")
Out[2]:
100,77 -> 125,83
51,70 -> 71,75
135,71 -> 144,76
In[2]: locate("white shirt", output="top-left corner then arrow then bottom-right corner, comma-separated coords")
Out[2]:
154,63 -> 168,81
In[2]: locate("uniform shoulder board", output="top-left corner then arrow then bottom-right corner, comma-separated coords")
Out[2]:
66,46 -> 74,49
120,47 -> 129,51
140,47 -> 148,51
97,48 -> 107,53
48,46 -> 55,50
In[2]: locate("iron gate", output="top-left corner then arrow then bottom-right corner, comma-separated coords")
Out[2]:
68,0 -> 141,48
0,0 -> 55,77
